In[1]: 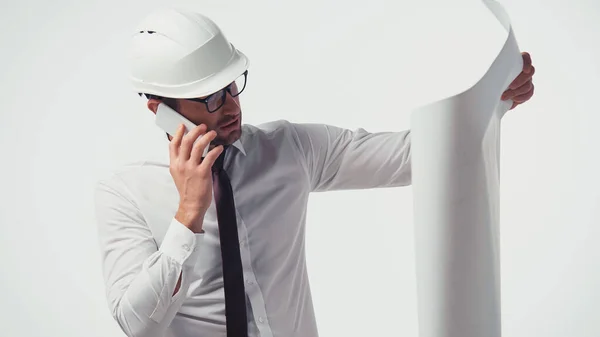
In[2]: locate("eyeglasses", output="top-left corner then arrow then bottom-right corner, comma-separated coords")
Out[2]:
186,70 -> 248,113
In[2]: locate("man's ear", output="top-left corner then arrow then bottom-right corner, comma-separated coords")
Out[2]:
147,99 -> 161,114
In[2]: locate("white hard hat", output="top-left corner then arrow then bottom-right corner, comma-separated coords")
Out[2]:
127,8 -> 249,99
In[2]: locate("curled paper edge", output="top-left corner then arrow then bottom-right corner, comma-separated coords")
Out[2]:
409,1 -> 524,337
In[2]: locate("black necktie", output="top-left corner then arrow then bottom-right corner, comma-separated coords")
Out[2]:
211,146 -> 248,337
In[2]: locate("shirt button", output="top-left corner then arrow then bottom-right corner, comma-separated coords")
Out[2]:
258,316 -> 265,323
246,279 -> 254,285
183,244 -> 190,251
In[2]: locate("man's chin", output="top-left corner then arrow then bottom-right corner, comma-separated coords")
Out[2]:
214,128 -> 242,146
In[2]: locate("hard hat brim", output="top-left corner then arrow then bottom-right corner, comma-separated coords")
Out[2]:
132,46 -> 249,99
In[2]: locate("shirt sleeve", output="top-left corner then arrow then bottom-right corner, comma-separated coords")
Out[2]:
94,178 -> 204,337
288,122 -> 412,192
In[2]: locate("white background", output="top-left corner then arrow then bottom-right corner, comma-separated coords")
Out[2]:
1,0 -> 598,336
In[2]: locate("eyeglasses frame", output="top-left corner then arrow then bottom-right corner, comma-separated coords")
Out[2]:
185,70 -> 249,113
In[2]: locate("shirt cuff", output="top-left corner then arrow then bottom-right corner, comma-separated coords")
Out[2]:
159,218 -> 204,268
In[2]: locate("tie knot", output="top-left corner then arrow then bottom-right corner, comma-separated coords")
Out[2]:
211,145 -> 228,172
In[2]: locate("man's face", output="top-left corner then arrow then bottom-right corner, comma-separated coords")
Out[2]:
150,87 -> 243,146
176,91 -> 243,146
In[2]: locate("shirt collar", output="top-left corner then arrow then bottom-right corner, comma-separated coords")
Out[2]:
230,138 -> 246,156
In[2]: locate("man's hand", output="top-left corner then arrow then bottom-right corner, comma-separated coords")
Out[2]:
501,51 -> 536,110
170,123 -> 224,233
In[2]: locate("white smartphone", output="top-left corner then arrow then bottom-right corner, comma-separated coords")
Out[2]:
155,102 -> 210,158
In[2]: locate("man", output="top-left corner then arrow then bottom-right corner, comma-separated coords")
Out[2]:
94,8 -> 535,337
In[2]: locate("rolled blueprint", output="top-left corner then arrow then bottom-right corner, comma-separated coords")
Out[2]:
410,1 -> 523,337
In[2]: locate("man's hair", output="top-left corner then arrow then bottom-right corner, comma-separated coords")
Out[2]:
141,93 -> 179,111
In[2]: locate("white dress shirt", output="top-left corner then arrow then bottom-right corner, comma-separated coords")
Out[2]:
94,119 -> 412,337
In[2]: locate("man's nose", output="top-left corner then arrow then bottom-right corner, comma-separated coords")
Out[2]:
222,92 -> 240,114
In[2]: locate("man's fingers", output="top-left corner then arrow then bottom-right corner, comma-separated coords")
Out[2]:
180,124 -> 208,161
505,52 -> 534,92
169,124 -> 186,162
512,83 -> 535,103
200,145 -> 224,171
190,130 -> 217,164
503,80 -> 533,100
522,52 -> 532,73
508,66 -> 535,90
508,80 -> 533,98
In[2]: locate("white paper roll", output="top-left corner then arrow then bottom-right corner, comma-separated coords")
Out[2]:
410,1 -> 523,337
